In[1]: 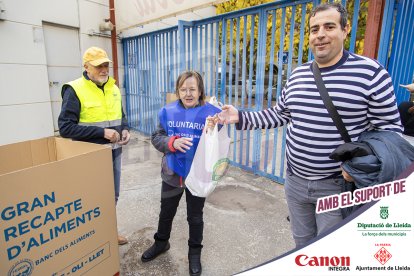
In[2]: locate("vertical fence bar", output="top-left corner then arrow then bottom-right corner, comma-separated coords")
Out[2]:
178,21 -> 186,72
220,19 -> 227,104
241,16 -> 247,109
349,0 -> 360,53
162,33 -> 167,96
239,15 -> 248,165
199,26 -> 203,73
132,38 -> 137,128
174,30 -> 178,81
168,31 -> 173,96
245,15 -> 256,167
233,17 -> 241,162
228,19 -> 234,105
192,26 -> 198,70
140,36 -> 145,133
297,4 -> 307,66
247,15 -> 255,110
287,5 -> 296,79
215,22 -> 220,99
276,8 -> 286,100
264,9 -> 277,174
252,9 -> 267,173
278,8 -> 287,179
123,40 -> 131,127
142,37 -> 147,130
209,23 -> 214,97
203,24 -> 208,94
377,0 -> 395,66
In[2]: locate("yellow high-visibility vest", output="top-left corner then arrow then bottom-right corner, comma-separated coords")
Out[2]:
66,76 -> 122,128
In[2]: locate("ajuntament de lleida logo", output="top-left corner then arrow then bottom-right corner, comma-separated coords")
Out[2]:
380,206 -> 389,219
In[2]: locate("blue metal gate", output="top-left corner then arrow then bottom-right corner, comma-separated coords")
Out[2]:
123,27 -> 179,135
122,0 -> 412,184
378,0 -> 414,104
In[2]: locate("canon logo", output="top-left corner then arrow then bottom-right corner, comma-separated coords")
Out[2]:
295,254 -> 350,267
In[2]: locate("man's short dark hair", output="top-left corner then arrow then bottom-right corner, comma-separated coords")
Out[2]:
310,3 -> 348,30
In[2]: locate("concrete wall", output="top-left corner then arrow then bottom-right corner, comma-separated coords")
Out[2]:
0,0 -> 124,145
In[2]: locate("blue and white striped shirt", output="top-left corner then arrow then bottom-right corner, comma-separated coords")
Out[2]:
238,51 -> 403,180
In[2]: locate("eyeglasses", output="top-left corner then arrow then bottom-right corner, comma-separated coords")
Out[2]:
179,88 -> 198,95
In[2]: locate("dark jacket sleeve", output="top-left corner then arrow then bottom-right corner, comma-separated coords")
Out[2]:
151,124 -> 177,154
152,124 -> 181,186
58,85 -> 104,140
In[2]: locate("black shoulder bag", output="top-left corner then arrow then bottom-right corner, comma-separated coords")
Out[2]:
311,61 -> 351,143
311,61 -> 359,218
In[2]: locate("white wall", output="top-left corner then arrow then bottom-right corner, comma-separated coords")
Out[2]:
120,6 -> 216,38
0,0 -> 124,145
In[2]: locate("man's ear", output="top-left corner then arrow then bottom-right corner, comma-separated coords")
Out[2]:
83,63 -> 88,71
344,23 -> 350,36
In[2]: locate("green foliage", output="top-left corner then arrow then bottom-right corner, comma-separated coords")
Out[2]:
345,0 -> 369,54
216,0 -> 278,71
216,0 -> 274,14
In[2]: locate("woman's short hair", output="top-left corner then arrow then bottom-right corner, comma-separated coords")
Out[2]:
175,70 -> 206,105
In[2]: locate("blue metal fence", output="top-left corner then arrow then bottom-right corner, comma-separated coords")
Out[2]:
122,0 -> 410,184
378,0 -> 414,104
123,27 -> 179,135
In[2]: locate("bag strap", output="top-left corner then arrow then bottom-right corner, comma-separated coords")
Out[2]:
312,61 -> 351,143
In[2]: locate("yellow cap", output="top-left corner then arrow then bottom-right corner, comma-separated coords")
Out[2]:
83,47 -> 112,66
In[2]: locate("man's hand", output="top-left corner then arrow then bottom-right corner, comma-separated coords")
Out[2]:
117,130 -> 130,145
104,128 -> 120,143
341,167 -> 354,182
217,105 -> 240,124
173,137 -> 193,153
400,83 -> 414,93
206,115 -> 219,131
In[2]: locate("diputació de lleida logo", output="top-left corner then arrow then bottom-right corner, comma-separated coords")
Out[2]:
8,259 -> 34,276
212,158 -> 230,181
380,206 -> 389,219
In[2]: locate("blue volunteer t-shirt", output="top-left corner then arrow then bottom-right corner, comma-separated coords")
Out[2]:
159,100 -> 220,178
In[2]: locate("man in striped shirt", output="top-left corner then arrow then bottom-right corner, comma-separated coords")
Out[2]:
215,3 -> 402,247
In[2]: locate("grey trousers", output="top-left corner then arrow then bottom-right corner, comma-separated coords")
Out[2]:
284,172 -> 344,248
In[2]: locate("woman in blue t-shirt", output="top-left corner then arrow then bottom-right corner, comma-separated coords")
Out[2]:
141,71 -> 220,276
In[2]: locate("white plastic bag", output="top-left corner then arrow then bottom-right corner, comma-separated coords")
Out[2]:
185,119 -> 231,197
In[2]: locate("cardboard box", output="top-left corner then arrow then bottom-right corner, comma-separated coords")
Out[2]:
166,92 -> 178,104
0,137 -> 119,276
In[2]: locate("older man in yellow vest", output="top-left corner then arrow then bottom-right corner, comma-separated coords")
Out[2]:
58,46 -> 130,245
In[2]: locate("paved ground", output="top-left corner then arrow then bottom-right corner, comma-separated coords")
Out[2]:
116,132 -> 295,276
